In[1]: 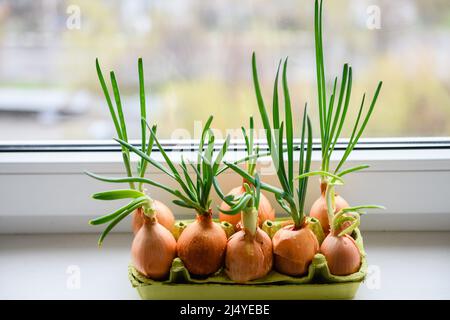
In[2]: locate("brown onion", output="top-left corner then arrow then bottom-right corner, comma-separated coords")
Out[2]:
225,227 -> 272,283
272,224 -> 319,276
131,215 -> 177,280
132,200 -> 175,234
320,233 -> 361,276
310,183 -> 349,234
176,212 -> 227,276
219,186 -> 275,229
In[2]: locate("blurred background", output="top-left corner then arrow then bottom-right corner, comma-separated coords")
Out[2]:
0,0 -> 448,141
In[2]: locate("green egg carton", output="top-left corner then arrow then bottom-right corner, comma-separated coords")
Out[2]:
128,221 -> 367,300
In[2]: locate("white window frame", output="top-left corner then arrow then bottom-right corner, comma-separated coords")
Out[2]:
1,137 -> 450,233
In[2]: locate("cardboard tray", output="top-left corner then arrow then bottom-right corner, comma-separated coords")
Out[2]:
128,224 -> 367,300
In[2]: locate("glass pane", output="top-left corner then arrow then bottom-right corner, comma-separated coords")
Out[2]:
0,0 -> 448,141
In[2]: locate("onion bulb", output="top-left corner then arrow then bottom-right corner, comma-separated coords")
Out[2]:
225,208 -> 273,283
219,186 -> 275,229
320,233 -> 361,276
176,212 -> 227,276
319,203 -> 384,276
272,224 -> 319,276
310,182 -> 349,234
132,200 -> 175,234
131,215 -> 177,280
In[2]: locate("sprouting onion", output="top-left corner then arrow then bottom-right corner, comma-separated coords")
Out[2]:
224,54 -> 342,276
89,188 -> 176,279
216,174 -> 273,283
320,203 -> 385,275
310,0 -> 383,233
86,59 -> 177,280
91,58 -> 174,234
218,117 -> 275,229
113,116 -> 231,276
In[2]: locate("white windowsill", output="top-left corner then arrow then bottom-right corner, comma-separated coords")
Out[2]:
1,231 -> 449,300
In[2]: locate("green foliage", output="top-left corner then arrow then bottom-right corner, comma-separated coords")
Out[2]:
314,0 -> 383,176
224,54 -> 338,228
115,116 -> 231,215
216,175 -> 262,216
88,58 -> 157,245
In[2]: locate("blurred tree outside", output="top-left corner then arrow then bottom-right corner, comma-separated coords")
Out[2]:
0,0 -> 448,140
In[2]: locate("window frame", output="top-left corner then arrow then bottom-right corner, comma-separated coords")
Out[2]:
1,137 -> 450,152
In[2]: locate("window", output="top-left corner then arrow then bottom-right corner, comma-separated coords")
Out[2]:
0,0 -> 449,141
0,1 -> 449,234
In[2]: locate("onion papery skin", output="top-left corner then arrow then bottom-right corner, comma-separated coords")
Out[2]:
131,217 -> 177,280
225,228 -> 273,283
272,225 -> 319,276
219,186 -> 275,229
310,193 -> 349,234
320,233 -> 361,276
132,200 -> 175,234
177,213 -> 227,276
